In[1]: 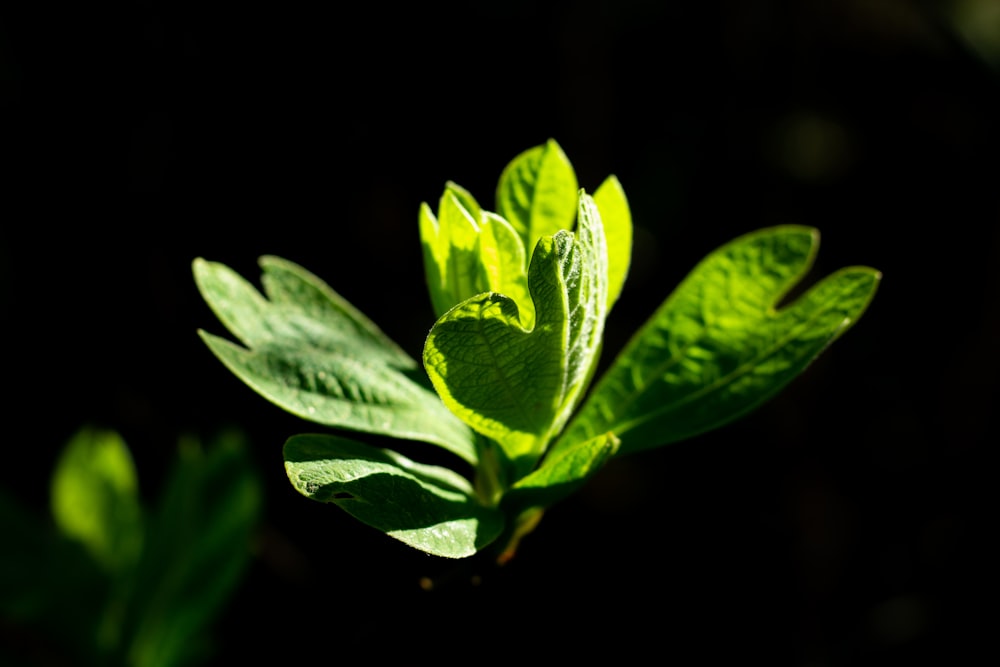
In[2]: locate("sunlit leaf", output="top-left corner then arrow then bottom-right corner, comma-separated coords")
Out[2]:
593,175 -> 632,310
554,225 -> 881,457
495,138 -> 579,256
477,212 -> 533,328
503,431 -> 619,514
419,184 -> 484,318
424,193 -> 608,475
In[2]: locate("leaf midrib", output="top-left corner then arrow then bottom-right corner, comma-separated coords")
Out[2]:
601,279 -> 858,440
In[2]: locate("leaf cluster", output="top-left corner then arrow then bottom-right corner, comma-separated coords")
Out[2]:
194,139 -> 880,561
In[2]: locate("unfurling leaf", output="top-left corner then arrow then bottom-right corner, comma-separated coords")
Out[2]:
423,192 -> 608,476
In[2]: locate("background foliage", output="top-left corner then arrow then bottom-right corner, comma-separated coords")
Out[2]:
3,0 -> 996,664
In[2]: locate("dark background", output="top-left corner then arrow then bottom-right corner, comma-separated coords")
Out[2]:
2,0 -> 997,664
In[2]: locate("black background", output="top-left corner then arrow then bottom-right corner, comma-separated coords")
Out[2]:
2,0 -> 997,664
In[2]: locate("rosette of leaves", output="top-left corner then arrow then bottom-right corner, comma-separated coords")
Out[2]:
193,139 -> 880,562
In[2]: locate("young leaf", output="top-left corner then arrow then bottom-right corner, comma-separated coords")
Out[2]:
423,193 -> 608,475
503,431 -> 620,515
593,175 -> 632,310
49,427 -> 143,575
194,257 -> 479,465
421,184 -> 533,324
419,183 -> 485,318
477,212 -> 534,328
496,138 -> 579,257
554,225 -> 881,457
284,434 -> 504,558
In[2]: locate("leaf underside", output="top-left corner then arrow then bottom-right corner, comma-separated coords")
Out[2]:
284,434 -> 503,558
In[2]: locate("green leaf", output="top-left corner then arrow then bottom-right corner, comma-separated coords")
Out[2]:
442,179 -> 484,223
123,431 -> 261,667
419,183 -> 485,318
555,225 -> 881,457
495,138 -> 579,258
476,212 -> 533,328
420,184 -> 533,324
593,175 -> 632,310
424,193 -> 608,474
503,431 -> 620,514
284,434 -> 504,559
195,255 -> 413,369
194,257 -> 479,465
49,427 -> 143,575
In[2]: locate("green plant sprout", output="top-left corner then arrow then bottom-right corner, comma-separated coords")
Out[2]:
193,139 -> 880,563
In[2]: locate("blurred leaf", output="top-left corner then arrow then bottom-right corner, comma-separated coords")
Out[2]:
2,433 -> 125,666
49,426 -> 143,575
122,430 -> 262,667
941,0 -> 1000,71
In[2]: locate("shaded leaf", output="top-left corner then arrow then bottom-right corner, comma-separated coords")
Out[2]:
284,434 -> 504,559
194,256 -> 413,369
194,257 -> 478,465
0,488 -> 110,651
123,431 -> 262,667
